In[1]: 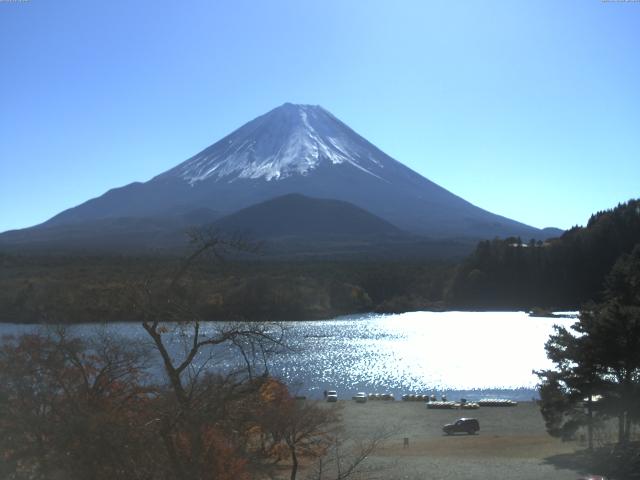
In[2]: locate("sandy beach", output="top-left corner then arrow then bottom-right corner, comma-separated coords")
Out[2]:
316,400 -> 587,480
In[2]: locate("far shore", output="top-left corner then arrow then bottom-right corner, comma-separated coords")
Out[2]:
0,307 -> 578,325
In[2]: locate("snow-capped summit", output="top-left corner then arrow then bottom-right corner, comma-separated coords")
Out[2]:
161,103 -> 386,184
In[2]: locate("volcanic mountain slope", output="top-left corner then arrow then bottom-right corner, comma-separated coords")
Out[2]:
1,103 -> 559,251
0,209 -> 221,253
214,193 -> 402,238
210,194 -> 478,259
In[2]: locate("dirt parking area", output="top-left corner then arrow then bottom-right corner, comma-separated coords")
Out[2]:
321,400 -> 588,480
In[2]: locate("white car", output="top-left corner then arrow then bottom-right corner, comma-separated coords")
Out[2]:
354,392 -> 367,403
326,390 -> 338,402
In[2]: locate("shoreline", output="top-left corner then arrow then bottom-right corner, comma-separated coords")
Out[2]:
0,307 -> 578,325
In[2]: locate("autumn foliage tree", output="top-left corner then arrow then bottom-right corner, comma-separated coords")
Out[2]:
0,329 -> 344,480
253,378 -> 337,480
0,329 -> 158,480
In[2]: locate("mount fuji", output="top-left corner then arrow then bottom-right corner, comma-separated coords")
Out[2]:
0,103 -> 560,253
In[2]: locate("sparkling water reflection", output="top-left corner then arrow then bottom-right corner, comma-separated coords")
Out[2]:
0,311 -> 575,400
271,311 -> 575,399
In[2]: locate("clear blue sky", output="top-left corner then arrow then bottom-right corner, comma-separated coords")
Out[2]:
1,0 -> 638,233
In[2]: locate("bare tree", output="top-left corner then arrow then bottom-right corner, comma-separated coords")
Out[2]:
133,228 -> 289,479
304,428 -> 395,480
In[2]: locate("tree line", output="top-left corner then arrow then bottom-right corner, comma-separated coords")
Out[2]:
0,252 -> 454,323
448,199 -> 640,309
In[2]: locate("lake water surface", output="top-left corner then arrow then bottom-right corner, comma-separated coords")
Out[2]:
0,311 -> 575,400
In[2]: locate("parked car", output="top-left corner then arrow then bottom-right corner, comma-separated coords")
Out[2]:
442,418 -> 480,435
326,390 -> 338,402
354,392 -> 367,403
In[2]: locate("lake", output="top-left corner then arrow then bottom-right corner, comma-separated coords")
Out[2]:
0,311 -> 575,400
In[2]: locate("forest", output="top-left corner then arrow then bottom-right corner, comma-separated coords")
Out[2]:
447,199 -> 640,310
0,254 -> 453,323
0,199 -> 639,323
